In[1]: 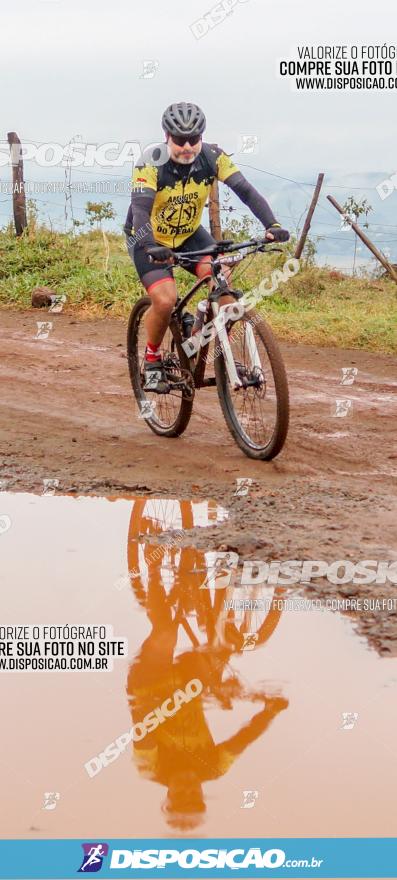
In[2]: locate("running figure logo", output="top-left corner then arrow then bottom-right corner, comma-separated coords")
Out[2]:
78,843 -> 109,873
199,551 -> 239,590
42,791 -> 60,810
241,789 -> 259,809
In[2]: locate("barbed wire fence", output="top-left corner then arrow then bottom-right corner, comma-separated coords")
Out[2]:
1,133 -> 397,275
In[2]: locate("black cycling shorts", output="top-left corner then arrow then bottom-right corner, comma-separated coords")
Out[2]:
125,225 -> 216,292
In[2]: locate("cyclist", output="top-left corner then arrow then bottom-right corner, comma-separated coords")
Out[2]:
124,101 -> 289,392
127,547 -> 288,831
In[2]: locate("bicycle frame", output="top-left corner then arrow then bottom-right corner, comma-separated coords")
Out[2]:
138,237 -> 289,457
170,267 -> 246,390
163,237 -> 283,392
170,274 -> 210,389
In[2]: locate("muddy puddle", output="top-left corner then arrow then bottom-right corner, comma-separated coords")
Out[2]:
0,492 -> 396,841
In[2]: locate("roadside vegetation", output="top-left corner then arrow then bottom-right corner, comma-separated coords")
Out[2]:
0,205 -> 396,353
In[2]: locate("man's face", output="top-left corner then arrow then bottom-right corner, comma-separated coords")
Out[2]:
167,134 -> 202,165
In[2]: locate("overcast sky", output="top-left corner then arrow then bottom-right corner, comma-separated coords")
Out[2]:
1,0 -> 397,179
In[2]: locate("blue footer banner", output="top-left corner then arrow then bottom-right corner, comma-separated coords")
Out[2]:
0,838 -> 397,879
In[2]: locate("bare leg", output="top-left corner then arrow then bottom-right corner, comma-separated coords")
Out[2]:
144,279 -> 178,347
143,259 -> 234,350
196,256 -> 234,306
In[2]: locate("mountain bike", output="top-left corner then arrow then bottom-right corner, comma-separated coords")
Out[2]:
127,237 -> 289,460
127,496 -> 285,656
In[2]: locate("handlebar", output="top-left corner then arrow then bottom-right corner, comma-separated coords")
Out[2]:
147,236 -> 282,266
178,237 -> 269,260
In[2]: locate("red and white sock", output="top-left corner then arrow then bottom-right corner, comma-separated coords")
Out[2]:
145,341 -> 162,362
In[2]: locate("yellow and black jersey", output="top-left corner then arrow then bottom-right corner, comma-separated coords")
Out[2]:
124,142 -> 276,249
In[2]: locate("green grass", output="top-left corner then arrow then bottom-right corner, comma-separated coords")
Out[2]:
0,225 -> 142,315
257,266 -> 397,352
1,224 -> 396,352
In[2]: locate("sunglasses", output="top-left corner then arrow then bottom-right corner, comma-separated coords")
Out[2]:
170,134 -> 202,147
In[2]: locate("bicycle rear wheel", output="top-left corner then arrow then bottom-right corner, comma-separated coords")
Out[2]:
127,296 -> 194,437
214,309 -> 289,459
219,585 -> 285,651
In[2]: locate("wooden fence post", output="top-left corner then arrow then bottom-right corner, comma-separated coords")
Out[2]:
327,194 -> 397,283
208,143 -> 222,240
294,173 -> 324,259
209,179 -> 222,241
7,132 -> 27,236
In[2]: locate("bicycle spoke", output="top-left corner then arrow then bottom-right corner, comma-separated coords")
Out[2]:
226,319 -> 278,448
136,313 -> 186,429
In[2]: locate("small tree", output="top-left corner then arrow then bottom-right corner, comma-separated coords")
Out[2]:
221,213 -> 257,242
342,196 -> 372,276
85,201 -> 116,230
301,234 -> 319,266
26,198 -> 39,233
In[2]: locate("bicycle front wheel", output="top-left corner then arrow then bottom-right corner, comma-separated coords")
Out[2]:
127,296 -> 194,437
214,309 -> 289,459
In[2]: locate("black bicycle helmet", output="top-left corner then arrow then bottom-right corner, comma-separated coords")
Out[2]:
161,102 -> 206,137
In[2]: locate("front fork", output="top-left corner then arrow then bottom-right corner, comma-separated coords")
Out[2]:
177,283 -> 258,392
208,284 -> 245,390
210,296 -> 244,390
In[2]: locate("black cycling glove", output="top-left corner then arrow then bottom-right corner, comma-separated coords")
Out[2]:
146,245 -> 174,263
265,223 -> 290,242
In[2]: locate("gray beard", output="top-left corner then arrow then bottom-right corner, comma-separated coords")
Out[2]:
172,155 -> 195,165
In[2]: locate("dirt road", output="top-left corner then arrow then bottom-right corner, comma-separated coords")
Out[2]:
1,308 -> 396,653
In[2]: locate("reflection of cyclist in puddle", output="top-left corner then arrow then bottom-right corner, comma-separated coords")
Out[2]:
126,499 -> 288,831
